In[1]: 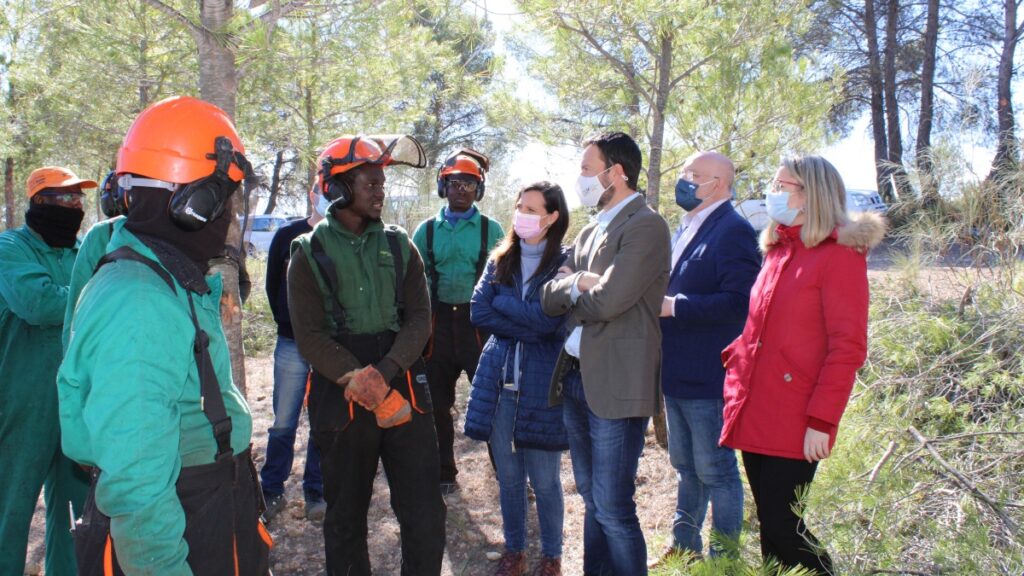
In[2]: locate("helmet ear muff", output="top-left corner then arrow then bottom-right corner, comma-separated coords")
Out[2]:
436,166 -> 446,199
168,136 -> 246,231
320,157 -> 353,210
100,171 -> 127,218
168,177 -> 233,231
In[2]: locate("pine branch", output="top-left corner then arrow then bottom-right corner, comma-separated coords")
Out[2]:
138,0 -> 207,40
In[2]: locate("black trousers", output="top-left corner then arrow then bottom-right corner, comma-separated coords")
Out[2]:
310,331 -> 446,576
742,451 -> 834,575
424,303 -> 485,483
74,448 -> 271,576
314,408 -> 446,576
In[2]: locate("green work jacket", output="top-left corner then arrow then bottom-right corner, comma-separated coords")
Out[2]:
412,206 -> 504,304
293,216 -> 410,336
0,224 -> 77,447
57,226 -> 252,576
62,216 -> 125,351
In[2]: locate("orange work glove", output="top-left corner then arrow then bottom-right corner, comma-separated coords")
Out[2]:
341,366 -> 411,428
373,389 -> 412,428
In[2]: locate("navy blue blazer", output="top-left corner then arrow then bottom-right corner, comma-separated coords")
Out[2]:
660,201 -> 761,399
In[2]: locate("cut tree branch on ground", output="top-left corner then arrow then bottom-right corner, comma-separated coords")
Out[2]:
907,426 -> 1019,538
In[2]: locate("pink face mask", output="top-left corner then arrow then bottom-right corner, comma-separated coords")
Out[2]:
513,211 -> 545,240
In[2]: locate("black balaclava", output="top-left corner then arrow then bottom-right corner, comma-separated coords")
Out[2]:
25,203 -> 85,248
124,186 -> 232,274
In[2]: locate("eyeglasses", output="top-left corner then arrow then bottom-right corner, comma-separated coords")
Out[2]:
447,179 -> 479,193
37,191 -> 85,204
770,178 -> 804,192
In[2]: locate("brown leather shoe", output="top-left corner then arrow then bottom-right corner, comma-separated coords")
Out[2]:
530,556 -> 561,576
647,545 -> 700,569
494,551 -> 526,576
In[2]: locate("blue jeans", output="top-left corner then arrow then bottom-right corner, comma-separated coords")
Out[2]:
489,388 -> 564,558
562,370 -> 648,575
260,337 -> 323,498
663,396 -> 743,556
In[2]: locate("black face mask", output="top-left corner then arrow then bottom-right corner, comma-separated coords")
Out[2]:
124,187 -> 232,273
25,203 -> 85,248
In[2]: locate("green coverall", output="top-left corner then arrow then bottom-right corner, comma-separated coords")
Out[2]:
57,226 -> 253,575
62,215 -> 125,351
0,224 -> 90,576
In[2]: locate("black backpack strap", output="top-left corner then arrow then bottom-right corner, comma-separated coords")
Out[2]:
309,233 -> 347,336
186,291 -> 233,462
95,246 -> 233,462
385,227 -> 405,321
425,220 -> 439,305
96,246 -> 175,292
476,215 -> 489,281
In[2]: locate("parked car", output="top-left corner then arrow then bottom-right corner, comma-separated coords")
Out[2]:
733,187 -> 887,232
240,214 -> 292,255
846,188 -> 889,214
733,198 -> 770,231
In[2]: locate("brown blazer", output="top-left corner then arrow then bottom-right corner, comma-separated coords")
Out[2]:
541,195 -> 671,419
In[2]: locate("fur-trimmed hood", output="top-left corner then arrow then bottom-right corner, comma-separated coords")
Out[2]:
837,211 -> 887,251
761,211 -> 888,253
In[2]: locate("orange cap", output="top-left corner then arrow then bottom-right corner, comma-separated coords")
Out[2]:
26,167 -> 98,199
116,96 -> 245,184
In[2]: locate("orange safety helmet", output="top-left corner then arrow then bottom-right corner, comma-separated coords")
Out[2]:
317,136 -> 387,209
116,96 -> 246,184
115,96 -> 253,231
436,148 -> 489,199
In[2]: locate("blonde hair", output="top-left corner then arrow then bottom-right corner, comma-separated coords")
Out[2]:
762,155 -> 850,250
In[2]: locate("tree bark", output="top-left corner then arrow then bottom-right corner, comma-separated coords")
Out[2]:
882,0 -> 911,200
915,0 -> 940,207
647,32 -> 673,213
198,0 -> 247,395
265,150 -> 284,214
865,0 -> 892,201
4,157 -> 15,230
987,0 -> 1021,190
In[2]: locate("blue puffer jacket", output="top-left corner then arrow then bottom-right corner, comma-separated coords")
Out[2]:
464,249 -> 569,451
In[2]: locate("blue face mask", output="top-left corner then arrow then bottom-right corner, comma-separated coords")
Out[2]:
765,190 -> 801,225
315,192 -> 332,217
674,178 -> 701,211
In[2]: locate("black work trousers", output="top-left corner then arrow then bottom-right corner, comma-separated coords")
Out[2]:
310,330 -> 446,576
314,408 -> 446,576
424,303 -> 485,483
74,448 -> 271,576
741,451 -> 834,575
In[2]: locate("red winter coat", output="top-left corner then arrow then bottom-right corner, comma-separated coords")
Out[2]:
720,212 -> 885,460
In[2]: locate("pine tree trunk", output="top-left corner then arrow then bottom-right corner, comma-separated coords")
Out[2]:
198,0 -> 247,396
864,0 -> 892,202
647,33 -> 673,213
916,0 -> 940,207
882,0 -> 911,200
988,0 -> 1020,191
4,157 -> 14,230
265,150 -> 284,215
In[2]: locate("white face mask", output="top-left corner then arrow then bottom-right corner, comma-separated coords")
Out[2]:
575,167 -> 612,207
315,192 -> 332,217
765,190 -> 801,226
